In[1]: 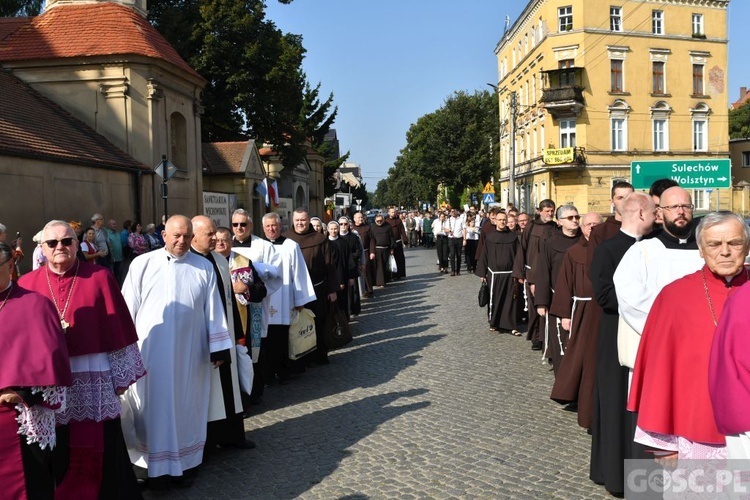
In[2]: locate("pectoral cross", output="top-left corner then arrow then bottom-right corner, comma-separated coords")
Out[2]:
61,319 -> 70,332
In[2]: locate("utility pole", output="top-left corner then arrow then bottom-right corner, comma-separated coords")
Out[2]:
509,91 -> 517,208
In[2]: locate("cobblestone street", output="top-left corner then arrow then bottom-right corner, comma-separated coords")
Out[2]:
147,247 -> 609,499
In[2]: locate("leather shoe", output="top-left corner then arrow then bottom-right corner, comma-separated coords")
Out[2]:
531,341 -> 543,351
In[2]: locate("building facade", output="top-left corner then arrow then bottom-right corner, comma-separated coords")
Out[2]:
494,0 -> 730,214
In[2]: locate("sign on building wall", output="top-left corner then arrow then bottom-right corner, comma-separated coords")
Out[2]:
543,148 -> 575,165
203,191 -> 231,228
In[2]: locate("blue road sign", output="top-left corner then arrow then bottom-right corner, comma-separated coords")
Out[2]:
483,193 -> 495,204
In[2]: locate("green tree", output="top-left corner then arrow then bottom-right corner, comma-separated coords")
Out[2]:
0,0 -> 43,16
148,0 -> 339,168
730,103 -> 750,139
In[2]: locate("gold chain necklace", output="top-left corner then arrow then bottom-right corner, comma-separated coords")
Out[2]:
0,283 -> 12,315
45,260 -> 79,333
702,267 -> 750,327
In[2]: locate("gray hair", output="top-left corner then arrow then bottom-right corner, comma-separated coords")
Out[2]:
232,209 -> 252,222
91,213 -> 103,223
0,223 -> 5,236
695,212 -> 750,249
262,212 -> 281,224
556,204 -> 578,220
42,220 -> 75,239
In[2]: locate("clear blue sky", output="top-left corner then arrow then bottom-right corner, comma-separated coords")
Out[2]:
265,0 -> 749,190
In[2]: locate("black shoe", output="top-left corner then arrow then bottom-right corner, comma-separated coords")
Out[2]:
563,403 -> 578,412
531,341 -> 543,351
171,474 -> 195,488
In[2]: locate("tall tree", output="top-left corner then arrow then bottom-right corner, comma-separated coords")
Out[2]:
730,103 -> 750,139
0,0 -> 43,16
148,0 -> 339,168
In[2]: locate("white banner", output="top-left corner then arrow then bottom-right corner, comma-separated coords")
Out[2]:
203,191 -> 230,228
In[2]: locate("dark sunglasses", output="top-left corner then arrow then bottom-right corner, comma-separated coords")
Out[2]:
44,238 -> 75,248
232,222 -> 248,228
562,215 -> 581,221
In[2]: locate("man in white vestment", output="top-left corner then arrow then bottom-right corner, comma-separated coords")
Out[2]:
613,187 -> 704,364
122,215 -> 232,488
261,212 -> 316,383
230,209 -> 282,402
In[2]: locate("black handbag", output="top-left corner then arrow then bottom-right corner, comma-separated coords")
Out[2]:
325,302 -> 353,351
478,281 -> 490,307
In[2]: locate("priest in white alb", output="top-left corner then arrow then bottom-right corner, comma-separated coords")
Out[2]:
121,215 -> 232,489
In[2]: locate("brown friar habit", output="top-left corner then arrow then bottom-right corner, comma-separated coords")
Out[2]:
370,222 -> 395,286
475,227 -> 519,331
474,218 -> 496,263
283,225 -> 342,363
587,215 -> 621,263
512,219 -> 558,343
589,230 -> 648,496
533,229 -> 581,371
353,222 -> 376,294
549,237 -> 602,429
385,216 -> 407,278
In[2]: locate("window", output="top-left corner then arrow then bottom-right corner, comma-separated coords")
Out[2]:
692,13 -> 704,36
652,10 -> 664,35
611,60 -> 624,92
559,59 -> 575,86
611,118 -> 627,151
743,151 -> 750,167
693,190 -> 709,211
610,7 -> 622,32
559,6 -> 573,32
169,112 -> 187,170
693,120 -> 707,151
560,119 -> 576,148
653,119 -> 668,151
692,64 -> 704,96
652,61 -> 665,94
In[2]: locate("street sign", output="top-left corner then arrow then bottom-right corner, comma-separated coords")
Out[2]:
630,159 -> 731,190
483,193 -> 495,204
482,182 -> 495,194
470,193 -> 478,204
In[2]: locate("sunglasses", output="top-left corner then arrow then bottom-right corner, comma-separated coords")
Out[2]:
44,238 -> 75,248
562,215 -> 581,221
232,222 -> 248,227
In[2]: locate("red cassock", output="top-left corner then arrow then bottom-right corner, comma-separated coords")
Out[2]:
627,266 -> 749,445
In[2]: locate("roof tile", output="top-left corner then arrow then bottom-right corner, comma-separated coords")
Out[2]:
202,142 -> 248,174
0,68 -> 148,171
0,3 -> 202,81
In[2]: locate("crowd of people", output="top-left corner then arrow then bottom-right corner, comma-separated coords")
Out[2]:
461,178 -> 750,497
0,204 -> 419,498
5,184 -> 750,497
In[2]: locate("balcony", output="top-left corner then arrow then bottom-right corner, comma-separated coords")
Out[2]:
539,67 -> 585,119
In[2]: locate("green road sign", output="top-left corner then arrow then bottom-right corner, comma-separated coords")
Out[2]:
630,159 -> 731,190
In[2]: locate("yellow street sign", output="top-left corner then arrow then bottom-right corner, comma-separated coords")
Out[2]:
482,182 -> 495,194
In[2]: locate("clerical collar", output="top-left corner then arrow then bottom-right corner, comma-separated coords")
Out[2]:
48,262 -> 77,277
165,249 -> 188,261
619,228 -> 641,241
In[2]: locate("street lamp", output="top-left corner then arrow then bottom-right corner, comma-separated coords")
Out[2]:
154,155 -> 177,221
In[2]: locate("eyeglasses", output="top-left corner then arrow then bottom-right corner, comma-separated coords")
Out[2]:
232,222 -> 248,227
44,238 -> 75,248
562,215 -> 581,221
339,222 -> 349,225
661,204 -> 694,212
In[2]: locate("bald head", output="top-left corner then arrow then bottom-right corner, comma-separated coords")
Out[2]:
659,186 -> 694,239
163,215 -> 193,257
620,192 -> 656,236
581,212 -> 603,240
191,216 -> 217,255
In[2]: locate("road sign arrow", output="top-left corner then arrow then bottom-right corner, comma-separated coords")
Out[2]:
718,177 -> 728,182
635,164 -> 641,174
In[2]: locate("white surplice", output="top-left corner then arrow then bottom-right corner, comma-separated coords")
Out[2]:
121,249 -> 232,477
231,235 -> 282,338
267,238 -> 316,326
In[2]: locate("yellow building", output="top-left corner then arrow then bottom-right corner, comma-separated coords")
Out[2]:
494,0 -> 730,215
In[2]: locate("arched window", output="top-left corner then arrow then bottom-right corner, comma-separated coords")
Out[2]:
650,101 -> 671,152
170,112 -> 187,169
690,102 -> 711,152
608,99 -> 630,151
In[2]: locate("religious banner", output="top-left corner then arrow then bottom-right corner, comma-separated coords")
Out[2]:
543,147 -> 575,165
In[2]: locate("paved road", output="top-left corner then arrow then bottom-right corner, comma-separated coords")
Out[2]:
146,247 -> 609,499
